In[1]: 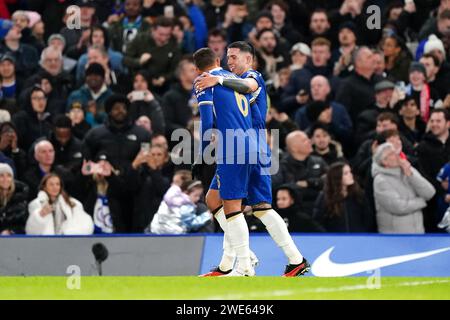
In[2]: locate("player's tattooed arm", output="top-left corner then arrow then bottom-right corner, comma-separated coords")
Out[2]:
195,73 -> 258,93
222,77 -> 258,94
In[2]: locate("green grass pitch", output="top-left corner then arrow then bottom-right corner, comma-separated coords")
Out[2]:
1,276 -> 449,300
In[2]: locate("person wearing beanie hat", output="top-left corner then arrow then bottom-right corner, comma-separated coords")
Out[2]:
0,52 -> 18,101
48,115 -> 83,196
409,61 -> 427,78
0,162 -> 29,235
11,11 -> 29,31
405,61 -> 443,123
0,19 -> 12,40
0,162 -> 13,177
68,101 -> 91,141
0,22 -> 39,81
290,42 -> 310,71
66,62 -> 113,127
85,62 -> 106,79
333,21 -> 358,77
424,34 -> 446,62
371,142 -> 435,233
254,11 -> 274,26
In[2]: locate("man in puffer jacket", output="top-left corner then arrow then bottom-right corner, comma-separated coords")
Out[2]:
372,142 -> 435,234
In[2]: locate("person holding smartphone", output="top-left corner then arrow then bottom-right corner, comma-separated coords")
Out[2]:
127,70 -> 166,134
132,144 -> 171,232
81,94 -> 151,233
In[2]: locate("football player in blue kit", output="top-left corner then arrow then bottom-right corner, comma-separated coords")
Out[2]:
193,47 -> 258,276
195,42 -> 309,277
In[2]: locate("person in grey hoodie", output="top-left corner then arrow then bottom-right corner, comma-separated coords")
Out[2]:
372,142 -> 435,234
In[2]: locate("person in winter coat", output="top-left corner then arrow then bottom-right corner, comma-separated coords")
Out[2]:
416,109 -> 450,231
12,86 -> 53,153
161,59 -> 197,142
25,172 -> 93,235
0,163 -> 28,235
68,101 -> 91,140
372,142 -> 435,234
130,144 -> 172,232
66,63 -> 114,127
22,46 -> 74,109
81,94 -> 151,233
313,162 -> 373,232
150,176 -> 211,234
310,123 -> 345,166
272,130 -> 328,216
380,34 -> 412,83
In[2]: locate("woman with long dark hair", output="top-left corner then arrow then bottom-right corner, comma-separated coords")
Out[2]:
380,33 -> 412,82
12,86 -> 53,152
26,173 -> 93,235
313,162 -> 373,232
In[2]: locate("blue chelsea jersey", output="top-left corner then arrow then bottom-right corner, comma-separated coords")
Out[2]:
195,67 -> 256,161
241,69 -> 268,130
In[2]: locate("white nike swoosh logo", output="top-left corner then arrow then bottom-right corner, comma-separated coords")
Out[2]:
311,246 -> 450,277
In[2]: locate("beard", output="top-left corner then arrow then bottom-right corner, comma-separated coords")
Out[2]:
261,46 -> 275,55
111,112 -> 128,125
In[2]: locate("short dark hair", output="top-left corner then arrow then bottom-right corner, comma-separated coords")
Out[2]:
309,122 -> 330,138
175,56 -> 195,79
104,94 -> 130,114
208,28 -> 227,41
311,8 -> 328,20
54,114 -> 72,128
376,129 -> 400,144
430,108 -> 450,121
229,0 -> 246,5
377,111 -> 399,125
421,53 -> 441,67
256,28 -> 276,41
265,0 -> 289,13
152,16 -> 173,29
89,24 -> 109,48
228,41 -> 255,57
30,85 -> 46,98
193,48 -> 217,71
276,185 -> 297,201
399,95 -> 417,107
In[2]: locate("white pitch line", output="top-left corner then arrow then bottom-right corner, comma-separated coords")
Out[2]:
201,279 -> 450,300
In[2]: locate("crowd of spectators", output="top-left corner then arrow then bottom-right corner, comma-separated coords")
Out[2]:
0,0 -> 449,236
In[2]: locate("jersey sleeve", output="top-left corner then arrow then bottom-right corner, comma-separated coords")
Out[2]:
196,87 -> 214,156
243,70 -> 259,80
242,71 -> 262,104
